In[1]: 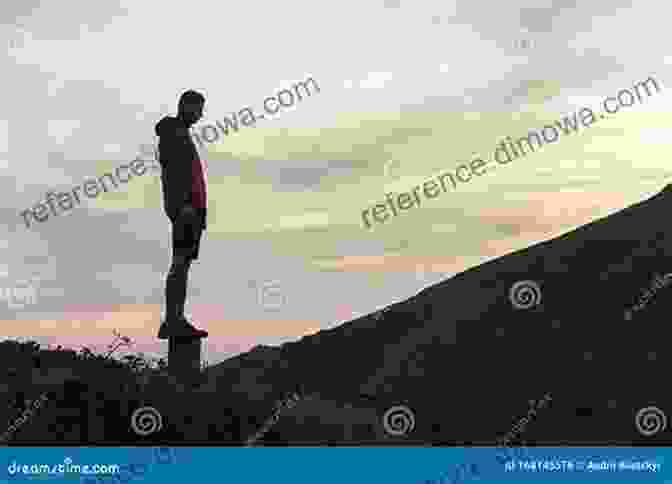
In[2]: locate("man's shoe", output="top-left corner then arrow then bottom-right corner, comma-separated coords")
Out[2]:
177,318 -> 209,338
158,317 -> 208,339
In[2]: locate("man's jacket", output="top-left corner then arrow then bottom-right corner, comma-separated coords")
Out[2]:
154,116 -> 207,228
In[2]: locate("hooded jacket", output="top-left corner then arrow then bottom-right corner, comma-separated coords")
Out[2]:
154,116 -> 207,228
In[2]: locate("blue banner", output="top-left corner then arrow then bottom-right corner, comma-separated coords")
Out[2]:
1,447 -> 669,483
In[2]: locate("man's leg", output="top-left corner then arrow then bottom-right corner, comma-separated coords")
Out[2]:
166,209 -> 195,322
165,252 -> 192,322
159,212 -> 207,338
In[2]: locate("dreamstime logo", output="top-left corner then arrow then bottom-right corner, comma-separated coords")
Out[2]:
635,406 -> 667,437
256,280 -> 286,311
493,395 -> 552,468
245,392 -> 302,445
130,406 -> 163,436
0,268 -> 38,310
509,280 -> 542,310
6,456 -> 119,480
497,393 -> 552,447
382,405 -> 416,437
0,393 -> 49,442
625,272 -> 672,320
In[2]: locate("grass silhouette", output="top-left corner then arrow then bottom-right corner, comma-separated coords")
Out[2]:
0,333 -> 184,444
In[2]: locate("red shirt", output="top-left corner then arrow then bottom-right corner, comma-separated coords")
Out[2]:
191,158 -> 207,209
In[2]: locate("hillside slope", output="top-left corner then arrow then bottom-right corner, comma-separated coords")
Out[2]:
192,185 -> 672,444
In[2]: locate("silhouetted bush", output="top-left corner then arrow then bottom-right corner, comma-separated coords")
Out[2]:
0,332 -> 174,444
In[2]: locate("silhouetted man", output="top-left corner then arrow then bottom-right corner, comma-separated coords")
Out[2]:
155,90 -> 209,339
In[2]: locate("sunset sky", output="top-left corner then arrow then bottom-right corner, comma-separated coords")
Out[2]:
2,0 -> 672,364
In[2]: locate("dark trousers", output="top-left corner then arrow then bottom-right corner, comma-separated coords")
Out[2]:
165,210 -> 206,320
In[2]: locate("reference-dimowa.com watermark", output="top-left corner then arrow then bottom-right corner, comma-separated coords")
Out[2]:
19,158 -> 149,230
190,76 -> 320,149
361,75 -> 661,229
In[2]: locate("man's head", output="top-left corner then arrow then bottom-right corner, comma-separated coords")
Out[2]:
177,90 -> 205,126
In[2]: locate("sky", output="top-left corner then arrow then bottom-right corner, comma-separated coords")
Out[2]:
2,0 -> 672,365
